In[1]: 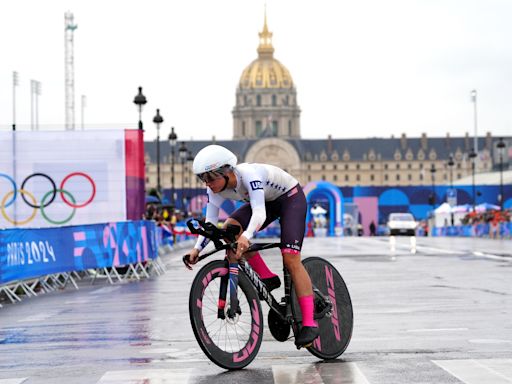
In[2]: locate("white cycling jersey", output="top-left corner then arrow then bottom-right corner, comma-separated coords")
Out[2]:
194,163 -> 298,251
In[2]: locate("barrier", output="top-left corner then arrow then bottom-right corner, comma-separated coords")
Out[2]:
432,222 -> 512,238
0,220 -> 165,306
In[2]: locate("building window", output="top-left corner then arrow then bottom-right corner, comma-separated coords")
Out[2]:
370,174 -> 374,181
244,95 -> 248,106
384,163 -> 388,170
271,121 -> 278,136
308,175 -> 311,182
457,163 -> 461,169
407,163 -> 412,170
307,164 -> 311,170
242,121 -> 246,136
420,173 -> 424,181
272,95 -> 277,106
420,163 -> 424,169
356,174 -> 360,181
384,174 -> 388,181
408,174 -> 412,181
345,164 -> 349,170
356,164 -> 360,170
333,164 -> 337,170
333,174 -> 338,181
396,174 -> 400,181
256,95 -> 261,106
457,173 -> 461,179
321,164 -> 326,170
288,120 -> 292,136
396,163 -> 400,170
345,174 -> 349,181
255,120 -> 262,136
370,163 -> 374,170
322,175 -> 326,181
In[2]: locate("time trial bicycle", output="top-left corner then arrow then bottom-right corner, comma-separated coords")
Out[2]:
183,219 -> 353,370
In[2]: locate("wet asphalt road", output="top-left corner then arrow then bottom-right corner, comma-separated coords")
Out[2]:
0,236 -> 511,384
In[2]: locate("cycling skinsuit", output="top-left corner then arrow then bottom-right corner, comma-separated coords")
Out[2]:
193,163 -> 307,254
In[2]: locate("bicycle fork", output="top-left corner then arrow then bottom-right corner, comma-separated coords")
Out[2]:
217,259 -> 241,319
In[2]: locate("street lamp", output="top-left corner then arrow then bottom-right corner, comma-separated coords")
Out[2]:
497,138 -> 506,210
187,150 -> 194,206
469,147 -> 477,211
429,163 -> 436,212
153,109 -> 164,194
447,155 -> 455,226
133,86 -> 147,130
470,89 -> 478,153
179,141 -> 188,209
168,127 -> 178,206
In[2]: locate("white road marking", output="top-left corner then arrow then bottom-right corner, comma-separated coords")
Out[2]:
272,362 -> 370,384
97,368 -> 192,383
407,328 -> 469,333
0,379 -> 28,384
433,359 -> 512,384
469,339 -> 512,344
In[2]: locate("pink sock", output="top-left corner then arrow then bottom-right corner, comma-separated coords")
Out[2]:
298,294 -> 316,327
247,252 -> 277,279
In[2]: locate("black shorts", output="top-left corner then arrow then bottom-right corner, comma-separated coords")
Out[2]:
230,184 -> 307,254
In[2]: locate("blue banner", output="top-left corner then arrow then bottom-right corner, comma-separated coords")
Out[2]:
0,220 -> 157,284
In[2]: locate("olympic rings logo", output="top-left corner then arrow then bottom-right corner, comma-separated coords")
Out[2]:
0,172 -> 96,225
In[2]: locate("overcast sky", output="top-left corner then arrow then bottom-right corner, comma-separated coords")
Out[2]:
1,0 -> 511,142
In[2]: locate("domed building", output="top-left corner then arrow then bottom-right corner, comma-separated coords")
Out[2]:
232,14 -> 301,139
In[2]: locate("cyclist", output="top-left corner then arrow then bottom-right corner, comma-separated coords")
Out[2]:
185,144 -> 319,347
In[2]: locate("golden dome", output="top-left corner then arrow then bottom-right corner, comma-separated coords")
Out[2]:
239,13 -> 293,89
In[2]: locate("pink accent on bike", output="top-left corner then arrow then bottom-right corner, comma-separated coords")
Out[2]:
313,336 -> 322,351
281,248 -> 300,255
233,299 -> 261,363
247,252 -> 277,279
325,265 -> 341,341
298,294 -> 316,327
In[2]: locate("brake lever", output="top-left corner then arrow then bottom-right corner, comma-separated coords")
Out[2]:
183,254 -> 193,270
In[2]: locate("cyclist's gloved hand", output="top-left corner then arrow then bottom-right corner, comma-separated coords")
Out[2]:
236,235 -> 250,260
184,248 -> 200,270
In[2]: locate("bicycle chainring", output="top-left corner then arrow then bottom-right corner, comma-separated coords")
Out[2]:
268,308 -> 291,342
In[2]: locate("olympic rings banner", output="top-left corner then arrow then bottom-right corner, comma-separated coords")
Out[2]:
0,220 -> 157,284
0,130 -> 145,228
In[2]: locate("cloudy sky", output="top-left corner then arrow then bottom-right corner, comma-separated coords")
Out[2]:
1,0 -> 511,142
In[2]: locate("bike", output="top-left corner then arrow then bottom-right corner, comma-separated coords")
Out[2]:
183,219 -> 353,370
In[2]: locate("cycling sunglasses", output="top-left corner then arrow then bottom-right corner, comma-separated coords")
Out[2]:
197,171 -> 225,183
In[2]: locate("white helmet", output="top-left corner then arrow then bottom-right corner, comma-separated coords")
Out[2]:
193,145 -> 237,175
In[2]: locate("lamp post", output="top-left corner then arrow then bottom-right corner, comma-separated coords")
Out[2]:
447,155 -> 455,226
497,138 -> 506,210
153,109 -> 164,194
430,163 -> 436,212
179,141 -> 188,210
471,89 -> 478,153
469,148 -> 477,211
187,150 -> 194,208
168,127 -> 178,206
133,86 -> 147,130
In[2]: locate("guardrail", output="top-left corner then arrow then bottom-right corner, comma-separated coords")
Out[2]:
0,220 -> 165,307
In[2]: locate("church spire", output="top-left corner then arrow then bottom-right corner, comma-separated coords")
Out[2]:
257,5 -> 274,58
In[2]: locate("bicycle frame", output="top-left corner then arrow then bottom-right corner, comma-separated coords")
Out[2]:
184,219 -> 332,324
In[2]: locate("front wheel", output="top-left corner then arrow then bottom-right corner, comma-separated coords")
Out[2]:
291,257 -> 353,360
189,260 -> 264,370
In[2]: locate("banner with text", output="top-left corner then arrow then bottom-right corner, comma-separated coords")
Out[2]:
0,220 -> 157,284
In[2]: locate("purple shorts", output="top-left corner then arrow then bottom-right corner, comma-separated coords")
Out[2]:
230,184 -> 307,254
